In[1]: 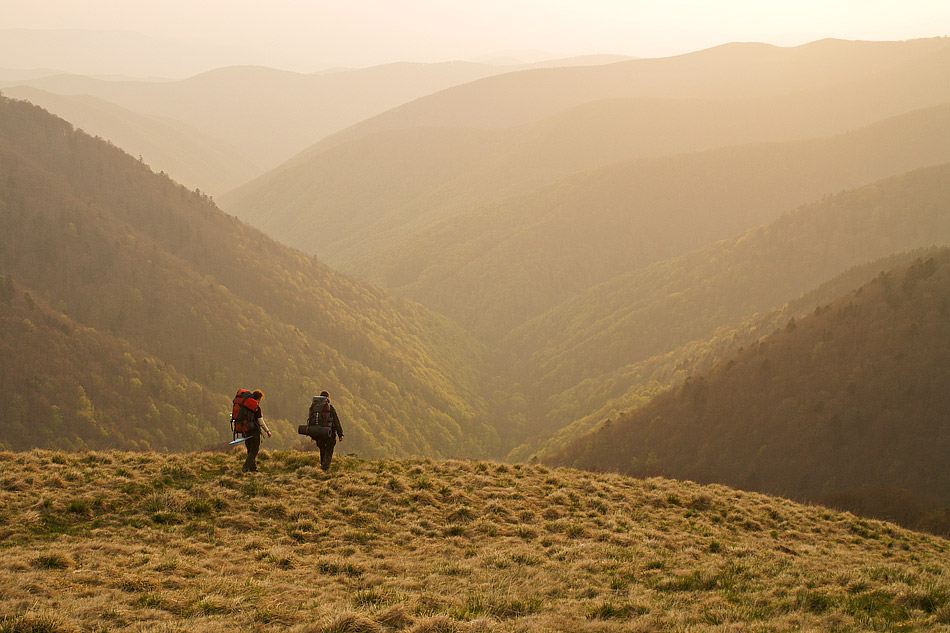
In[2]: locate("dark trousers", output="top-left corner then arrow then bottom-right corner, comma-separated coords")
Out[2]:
243,433 -> 261,472
316,436 -> 337,470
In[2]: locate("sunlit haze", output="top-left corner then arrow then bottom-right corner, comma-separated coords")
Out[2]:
1,0 -> 949,76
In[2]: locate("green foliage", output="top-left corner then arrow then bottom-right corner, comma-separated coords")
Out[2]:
0,95 -> 495,458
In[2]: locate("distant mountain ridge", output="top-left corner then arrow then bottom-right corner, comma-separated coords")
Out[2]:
313,37 -> 950,148
349,104 -> 950,341
0,61 -> 531,184
0,55 -> 637,192
221,38 -> 950,272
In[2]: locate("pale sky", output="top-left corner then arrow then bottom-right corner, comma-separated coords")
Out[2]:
2,0 -> 949,74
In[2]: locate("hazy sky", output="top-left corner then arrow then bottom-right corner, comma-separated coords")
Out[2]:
2,0 -> 949,73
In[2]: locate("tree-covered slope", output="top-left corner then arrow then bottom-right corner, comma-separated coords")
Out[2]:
508,162 -> 950,405
0,95 -> 492,457
552,250 -> 950,535
0,277 -> 225,451
521,249 -> 940,462
354,105 -> 950,341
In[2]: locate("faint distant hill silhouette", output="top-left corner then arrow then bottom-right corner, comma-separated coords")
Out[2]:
314,37 -> 950,148
220,38 -> 950,269
0,62 -> 529,177
1,86 -> 261,194
0,55 -> 636,188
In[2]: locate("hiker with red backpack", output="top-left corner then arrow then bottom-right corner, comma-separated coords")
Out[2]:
302,390 -> 344,471
231,389 -> 271,473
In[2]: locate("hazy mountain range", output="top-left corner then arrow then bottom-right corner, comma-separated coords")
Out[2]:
221,38 -> 950,269
0,54 -> 632,194
4,36 -> 950,536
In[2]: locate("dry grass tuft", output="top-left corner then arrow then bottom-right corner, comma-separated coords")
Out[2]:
0,613 -> 79,633
311,612 -> 384,633
0,450 -> 949,632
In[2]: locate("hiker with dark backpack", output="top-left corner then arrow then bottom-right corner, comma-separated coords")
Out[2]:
231,389 -> 271,473
305,390 -> 344,470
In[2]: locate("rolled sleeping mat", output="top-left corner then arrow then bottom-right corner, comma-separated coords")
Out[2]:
298,424 -> 334,440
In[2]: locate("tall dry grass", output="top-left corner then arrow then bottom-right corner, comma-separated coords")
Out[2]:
1,449 -> 949,632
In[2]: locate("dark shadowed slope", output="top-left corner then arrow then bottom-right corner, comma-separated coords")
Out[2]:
522,249 -> 943,463
552,249 -> 950,536
0,95 -> 493,457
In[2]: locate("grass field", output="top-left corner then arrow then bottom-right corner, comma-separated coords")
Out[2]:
1,449 -> 949,632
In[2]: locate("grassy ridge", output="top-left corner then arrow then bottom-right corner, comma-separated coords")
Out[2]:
2,451 -> 949,632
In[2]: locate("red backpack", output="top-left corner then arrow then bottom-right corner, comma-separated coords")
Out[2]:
231,389 -> 259,437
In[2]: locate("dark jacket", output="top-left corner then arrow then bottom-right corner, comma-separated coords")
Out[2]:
309,402 -> 344,440
325,404 -> 343,440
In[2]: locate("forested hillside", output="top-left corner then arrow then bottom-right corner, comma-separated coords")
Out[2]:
500,164 -> 950,455
552,250 -> 950,535
351,106 -> 950,341
0,96 -> 493,457
524,249 -> 942,462
0,277 -> 224,451
222,40 -> 950,268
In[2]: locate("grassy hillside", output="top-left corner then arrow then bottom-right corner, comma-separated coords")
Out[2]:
552,249 -> 950,536
352,106 -> 950,341
2,450 -> 950,632
0,86 -> 262,194
0,95 -> 493,458
222,43 -> 950,268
